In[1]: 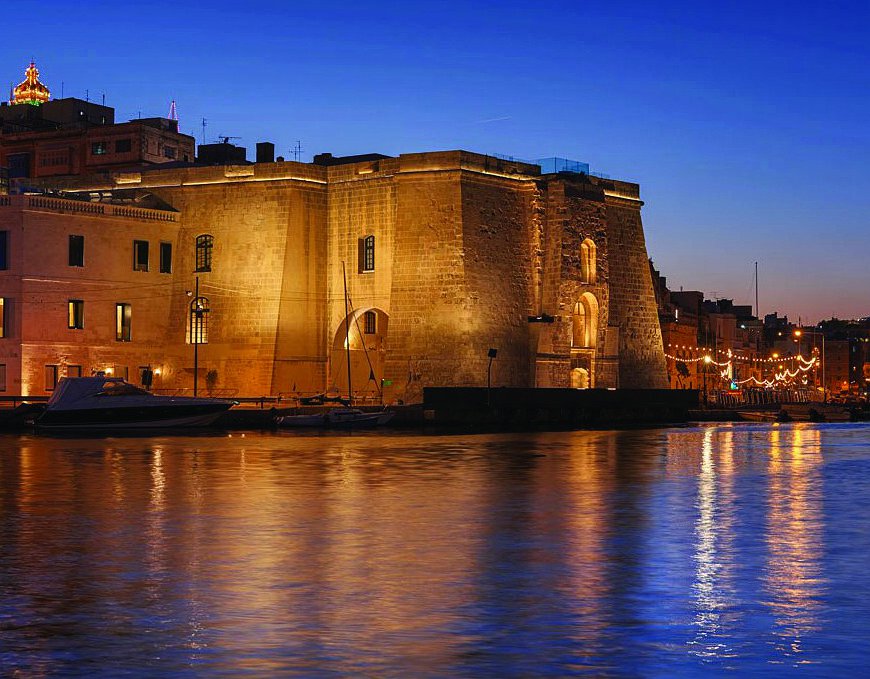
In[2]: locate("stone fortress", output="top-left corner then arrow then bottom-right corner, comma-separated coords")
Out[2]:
0,62 -> 667,400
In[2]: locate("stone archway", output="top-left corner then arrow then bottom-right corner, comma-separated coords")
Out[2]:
571,367 -> 590,389
330,307 -> 389,402
571,292 -> 600,348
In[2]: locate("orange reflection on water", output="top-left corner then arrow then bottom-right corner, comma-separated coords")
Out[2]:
559,433 -> 614,658
689,427 -> 738,660
764,425 -> 825,660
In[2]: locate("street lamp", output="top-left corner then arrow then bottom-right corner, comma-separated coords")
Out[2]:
794,328 -> 826,402
703,354 -> 712,406
487,348 -> 498,406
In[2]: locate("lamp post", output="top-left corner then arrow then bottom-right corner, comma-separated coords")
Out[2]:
794,328 -> 826,402
487,348 -> 498,406
189,276 -> 209,397
702,354 -> 712,407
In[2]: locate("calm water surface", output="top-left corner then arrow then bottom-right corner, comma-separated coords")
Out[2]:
2,423 -> 870,676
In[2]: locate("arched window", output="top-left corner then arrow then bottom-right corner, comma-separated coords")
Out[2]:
195,234 -> 213,273
580,238 -> 597,283
188,296 -> 210,344
571,292 -> 599,348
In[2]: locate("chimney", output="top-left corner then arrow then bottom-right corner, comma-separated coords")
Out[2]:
256,142 -> 275,163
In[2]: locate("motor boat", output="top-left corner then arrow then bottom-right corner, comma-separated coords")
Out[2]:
35,377 -> 236,430
276,407 -> 394,429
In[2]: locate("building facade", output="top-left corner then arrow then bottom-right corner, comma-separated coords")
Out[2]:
0,150 -> 668,399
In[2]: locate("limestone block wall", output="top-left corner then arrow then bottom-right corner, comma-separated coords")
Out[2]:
150,173 -> 327,397
459,173 -> 536,390
599,184 -> 668,389
325,160 -> 398,398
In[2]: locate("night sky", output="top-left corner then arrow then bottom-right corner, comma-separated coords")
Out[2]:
4,1 -> 868,323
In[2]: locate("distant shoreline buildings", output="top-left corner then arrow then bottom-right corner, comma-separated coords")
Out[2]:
0,62 -> 670,399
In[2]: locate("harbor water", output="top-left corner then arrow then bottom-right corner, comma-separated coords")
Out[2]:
2,423 -> 870,676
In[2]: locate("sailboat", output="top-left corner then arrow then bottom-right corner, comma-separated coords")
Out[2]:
277,262 -> 395,428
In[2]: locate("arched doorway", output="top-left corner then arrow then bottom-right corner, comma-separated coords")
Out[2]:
330,308 -> 389,402
571,292 -> 600,348
571,367 -> 589,389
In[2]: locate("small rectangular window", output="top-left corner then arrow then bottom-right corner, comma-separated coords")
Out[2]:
159,242 -> 172,274
45,365 -> 59,391
364,310 -> 377,334
68,300 -> 84,329
0,364 -> 6,391
0,298 -> 5,338
116,303 -> 132,342
115,139 -> 132,153
68,365 -> 82,378
133,240 -> 149,272
91,141 -> 107,156
359,235 -> 375,273
0,231 -> 8,270
69,235 -> 84,267
164,146 -> 177,159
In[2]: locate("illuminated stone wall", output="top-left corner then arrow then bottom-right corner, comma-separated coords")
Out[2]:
147,165 -> 329,397
16,150 -> 668,398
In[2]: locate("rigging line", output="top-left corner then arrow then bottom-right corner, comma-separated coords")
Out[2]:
346,291 -> 382,398
17,282 -> 181,296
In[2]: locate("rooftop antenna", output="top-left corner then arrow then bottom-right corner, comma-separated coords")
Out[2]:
218,135 -> 241,144
291,140 -> 303,162
168,99 -> 178,127
201,117 -> 207,146
101,92 -> 105,106
85,88 -> 89,103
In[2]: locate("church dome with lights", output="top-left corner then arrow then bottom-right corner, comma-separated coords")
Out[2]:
10,61 -> 51,106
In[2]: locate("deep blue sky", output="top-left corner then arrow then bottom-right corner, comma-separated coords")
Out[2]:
5,1 -> 868,322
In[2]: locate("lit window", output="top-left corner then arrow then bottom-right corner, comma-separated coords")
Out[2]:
45,365 -> 59,391
580,238 -> 597,284
0,364 -> 6,391
0,298 -> 6,338
159,242 -> 172,274
359,235 -> 375,273
116,303 -> 132,342
68,300 -> 84,329
91,141 -> 107,156
69,235 -> 84,267
195,234 -> 213,273
188,296 -> 210,344
364,310 -> 376,334
133,240 -> 149,272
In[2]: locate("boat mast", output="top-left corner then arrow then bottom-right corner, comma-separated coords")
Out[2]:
342,261 -> 353,407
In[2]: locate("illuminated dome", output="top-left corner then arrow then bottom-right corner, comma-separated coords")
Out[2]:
11,61 -> 51,106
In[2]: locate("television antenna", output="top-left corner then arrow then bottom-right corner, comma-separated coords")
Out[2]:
217,135 -> 241,144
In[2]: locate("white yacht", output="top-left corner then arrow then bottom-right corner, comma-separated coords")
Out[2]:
36,377 -> 235,430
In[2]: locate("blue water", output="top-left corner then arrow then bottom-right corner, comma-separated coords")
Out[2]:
2,423 -> 869,676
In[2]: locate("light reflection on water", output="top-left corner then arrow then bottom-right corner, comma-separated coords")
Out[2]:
2,424 -> 870,676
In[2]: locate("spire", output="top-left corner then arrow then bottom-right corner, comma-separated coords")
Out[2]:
11,61 -> 51,106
